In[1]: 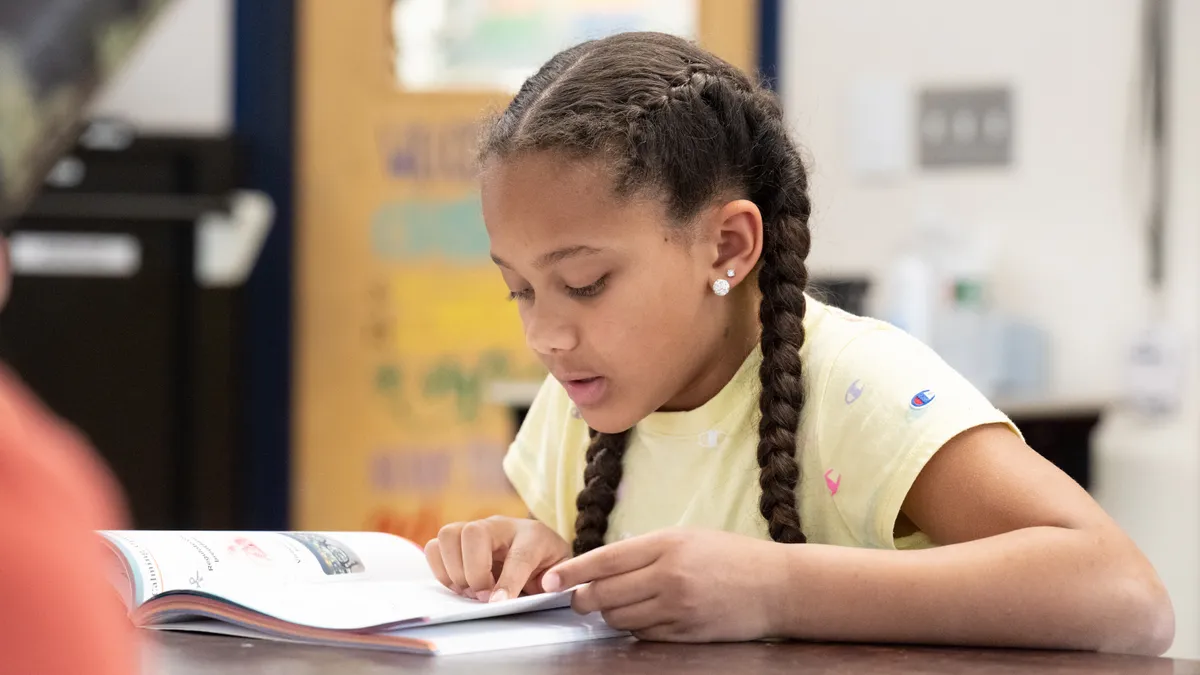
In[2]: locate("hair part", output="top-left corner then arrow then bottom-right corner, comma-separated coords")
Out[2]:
482,31 -> 813,552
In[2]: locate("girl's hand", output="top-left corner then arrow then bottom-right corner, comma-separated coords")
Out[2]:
542,528 -> 785,642
424,516 -> 571,603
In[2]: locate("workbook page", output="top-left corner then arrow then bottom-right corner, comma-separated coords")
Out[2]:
101,531 -> 430,605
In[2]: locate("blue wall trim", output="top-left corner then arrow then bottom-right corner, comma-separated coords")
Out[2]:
757,0 -> 781,90
233,0 -> 294,530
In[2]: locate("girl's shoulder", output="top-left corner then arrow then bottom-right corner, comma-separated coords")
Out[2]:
799,295 -> 971,413
797,297 -> 1017,549
800,296 -> 905,369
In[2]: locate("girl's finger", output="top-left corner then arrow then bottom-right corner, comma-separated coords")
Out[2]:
544,534 -> 660,591
571,565 -> 658,615
423,539 -> 454,590
598,597 -> 670,634
436,523 -> 469,594
460,521 -> 498,598
492,529 -> 561,602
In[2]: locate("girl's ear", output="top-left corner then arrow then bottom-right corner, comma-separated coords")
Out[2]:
707,199 -> 764,290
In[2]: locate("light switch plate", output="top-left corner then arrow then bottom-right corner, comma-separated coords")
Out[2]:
917,86 -> 1012,168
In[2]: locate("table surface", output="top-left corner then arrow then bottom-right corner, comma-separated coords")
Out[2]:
150,632 -> 1200,675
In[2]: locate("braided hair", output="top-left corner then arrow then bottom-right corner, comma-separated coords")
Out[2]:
480,32 -> 813,553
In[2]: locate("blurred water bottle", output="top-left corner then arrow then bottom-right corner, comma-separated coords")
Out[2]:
929,219 -> 1002,399
994,319 -> 1050,401
876,206 -> 948,346
936,279 -> 1002,399
880,251 -> 935,345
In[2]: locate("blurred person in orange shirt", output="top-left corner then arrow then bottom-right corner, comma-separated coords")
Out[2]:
0,235 -> 139,673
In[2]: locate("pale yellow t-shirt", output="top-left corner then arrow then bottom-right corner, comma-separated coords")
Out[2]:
503,297 -> 1021,550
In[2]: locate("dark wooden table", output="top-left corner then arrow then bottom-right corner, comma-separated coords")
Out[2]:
150,632 -> 1200,674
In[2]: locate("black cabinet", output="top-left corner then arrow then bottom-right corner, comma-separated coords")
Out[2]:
0,132 -> 245,530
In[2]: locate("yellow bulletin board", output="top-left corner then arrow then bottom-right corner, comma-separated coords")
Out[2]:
294,0 -> 756,541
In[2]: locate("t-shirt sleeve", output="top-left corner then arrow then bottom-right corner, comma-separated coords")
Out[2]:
502,375 -> 586,539
815,325 -> 1021,550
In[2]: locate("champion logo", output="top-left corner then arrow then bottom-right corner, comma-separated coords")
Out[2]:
824,469 -> 842,496
844,379 -> 865,404
909,389 -> 936,410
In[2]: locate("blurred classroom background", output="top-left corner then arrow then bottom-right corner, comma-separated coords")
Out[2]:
1,0 -> 1197,658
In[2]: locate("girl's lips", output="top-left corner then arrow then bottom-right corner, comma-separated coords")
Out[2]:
562,376 -> 608,407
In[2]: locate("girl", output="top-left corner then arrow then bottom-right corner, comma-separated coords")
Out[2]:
424,31 -> 1173,655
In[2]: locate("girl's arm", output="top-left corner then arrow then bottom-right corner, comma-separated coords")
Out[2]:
545,422 -> 1172,655
769,423 -> 1174,655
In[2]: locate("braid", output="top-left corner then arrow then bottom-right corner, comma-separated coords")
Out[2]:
572,428 -> 631,555
749,100 -> 812,544
481,32 -> 815,550
658,69 -> 813,544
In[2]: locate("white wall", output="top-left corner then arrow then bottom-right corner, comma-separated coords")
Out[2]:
782,0 -> 1150,404
782,0 -> 1200,658
89,0 -> 234,134
1100,0 -> 1200,659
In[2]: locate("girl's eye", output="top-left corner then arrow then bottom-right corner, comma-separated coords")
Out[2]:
507,288 -> 533,302
566,275 -> 608,299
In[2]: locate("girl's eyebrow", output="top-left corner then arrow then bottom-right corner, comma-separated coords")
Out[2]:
491,245 -> 606,270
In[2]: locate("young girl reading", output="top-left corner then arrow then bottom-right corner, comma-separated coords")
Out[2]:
423,31 -> 1174,655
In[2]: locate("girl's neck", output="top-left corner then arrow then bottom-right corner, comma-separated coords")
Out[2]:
657,293 -> 762,413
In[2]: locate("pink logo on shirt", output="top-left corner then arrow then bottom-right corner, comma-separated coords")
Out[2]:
824,469 -> 841,496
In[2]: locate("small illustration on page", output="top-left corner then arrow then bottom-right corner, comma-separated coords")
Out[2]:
226,537 -> 271,561
282,533 -> 366,575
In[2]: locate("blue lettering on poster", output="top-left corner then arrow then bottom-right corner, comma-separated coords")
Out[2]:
378,122 -> 478,183
370,196 -> 489,262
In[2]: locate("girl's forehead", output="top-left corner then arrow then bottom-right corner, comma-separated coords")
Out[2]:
482,153 -> 616,206
481,154 -> 668,245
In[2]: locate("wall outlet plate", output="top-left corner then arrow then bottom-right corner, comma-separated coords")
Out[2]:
917,86 -> 1013,168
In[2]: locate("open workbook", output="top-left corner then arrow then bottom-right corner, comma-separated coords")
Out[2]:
99,530 -> 625,655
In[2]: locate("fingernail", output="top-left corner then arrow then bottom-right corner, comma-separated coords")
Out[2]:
450,586 -> 464,596
489,589 -> 508,603
464,589 -> 477,600
543,571 -> 561,592
477,590 -> 491,603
